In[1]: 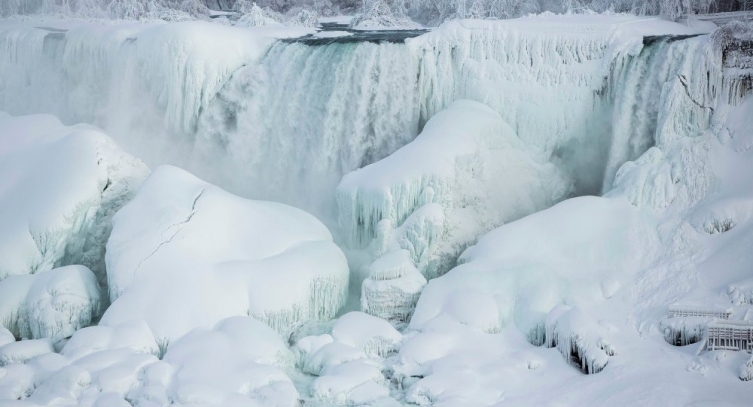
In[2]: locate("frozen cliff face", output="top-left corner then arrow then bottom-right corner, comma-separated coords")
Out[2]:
103,165 -> 349,341
0,112 -> 148,298
338,100 -> 571,289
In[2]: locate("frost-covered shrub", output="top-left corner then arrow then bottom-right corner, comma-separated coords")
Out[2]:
235,2 -> 281,25
351,0 -> 420,29
286,8 -> 319,26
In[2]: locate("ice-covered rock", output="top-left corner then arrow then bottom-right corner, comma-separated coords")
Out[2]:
0,265 -> 100,342
332,312 -> 402,358
361,250 -> 427,328
338,100 -> 570,284
0,113 -> 148,293
103,165 -> 349,341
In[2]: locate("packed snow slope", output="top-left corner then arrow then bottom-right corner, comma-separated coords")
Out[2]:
103,165 -> 349,341
0,14 -> 715,222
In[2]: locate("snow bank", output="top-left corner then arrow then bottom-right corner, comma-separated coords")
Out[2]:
0,112 -> 148,297
410,196 -> 658,370
103,165 -> 349,341
0,266 -> 100,342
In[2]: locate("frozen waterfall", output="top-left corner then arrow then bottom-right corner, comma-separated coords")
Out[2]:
0,19 -> 722,229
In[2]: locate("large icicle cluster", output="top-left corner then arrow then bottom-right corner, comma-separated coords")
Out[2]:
543,306 -> 615,374
0,112 -> 147,301
103,165 -> 349,341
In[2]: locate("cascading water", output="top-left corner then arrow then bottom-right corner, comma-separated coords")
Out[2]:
603,34 -> 720,192
196,40 -> 421,220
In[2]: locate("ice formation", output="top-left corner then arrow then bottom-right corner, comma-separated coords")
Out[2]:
0,113 -> 148,293
361,250 -> 427,327
0,266 -> 100,343
103,165 -> 349,341
337,100 -> 570,282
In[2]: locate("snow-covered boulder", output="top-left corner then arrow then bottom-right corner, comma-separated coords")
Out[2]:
311,360 -> 392,406
0,113 -> 148,293
0,265 -> 100,342
0,339 -> 54,366
337,100 -> 569,283
332,312 -> 402,358
301,342 -> 368,376
61,320 -> 160,361
103,165 -> 349,341
128,316 -> 299,406
361,250 -> 427,328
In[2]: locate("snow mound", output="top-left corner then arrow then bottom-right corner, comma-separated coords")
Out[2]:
141,316 -> 298,406
311,360 -> 392,406
61,320 -> 160,360
0,265 -> 100,342
410,196 -> 658,371
0,113 -> 148,294
103,165 -> 349,341
337,99 -> 569,282
0,339 -> 53,366
332,312 -> 402,358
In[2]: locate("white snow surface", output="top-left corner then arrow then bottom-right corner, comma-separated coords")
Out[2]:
103,165 -> 349,341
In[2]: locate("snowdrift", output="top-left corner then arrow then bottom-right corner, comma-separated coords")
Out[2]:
103,165 -> 349,341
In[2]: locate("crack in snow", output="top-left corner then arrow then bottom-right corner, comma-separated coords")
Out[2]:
677,74 -> 714,112
132,188 -> 206,277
